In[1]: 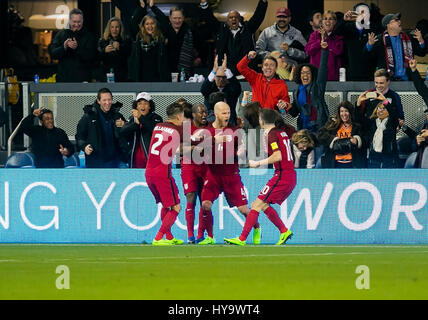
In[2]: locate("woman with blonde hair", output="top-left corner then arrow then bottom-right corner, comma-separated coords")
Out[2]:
128,14 -> 170,82
291,129 -> 316,168
97,17 -> 132,82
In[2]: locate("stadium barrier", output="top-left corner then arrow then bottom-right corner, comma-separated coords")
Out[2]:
1,168 -> 427,244
28,81 -> 427,143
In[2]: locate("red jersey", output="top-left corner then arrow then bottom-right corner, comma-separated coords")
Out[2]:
145,122 -> 182,177
207,125 -> 242,175
181,121 -> 211,170
266,127 -> 295,173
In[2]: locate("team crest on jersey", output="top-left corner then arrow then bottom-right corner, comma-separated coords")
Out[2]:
280,132 -> 287,137
184,183 -> 188,190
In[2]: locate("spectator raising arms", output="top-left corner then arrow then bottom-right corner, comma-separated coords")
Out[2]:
128,14 -> 170,82
199,0 -> 268,77
20,108 -> 74,168
237,51 -> 290,112
363,12 -> 426,81
288,38 -> 330,134
366,102 -> 399,168
149,0 -> 195,78
317,101 -> 366,168
49,8 -> 96,82
200,54 -> 241,125
98,17 -> 132,82
305,10 -> 344,81
120,92 -> 163,168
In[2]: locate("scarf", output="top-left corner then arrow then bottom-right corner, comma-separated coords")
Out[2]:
372,117 -> 388,152
178,27 -> 194,77
383,31 -> 413,76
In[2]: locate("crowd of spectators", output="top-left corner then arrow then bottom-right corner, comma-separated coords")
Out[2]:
10,2 -> 428,169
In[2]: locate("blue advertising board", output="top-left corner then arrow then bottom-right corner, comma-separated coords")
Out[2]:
0,169 -> 427,244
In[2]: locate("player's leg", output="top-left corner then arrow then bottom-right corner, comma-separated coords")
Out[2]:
224,199 -> 265,245
197,200 -> 215,244
185,192 -> 197,243
152,177 -> 183,245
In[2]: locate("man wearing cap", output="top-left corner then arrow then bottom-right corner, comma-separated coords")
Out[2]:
363,12 -> 426,81
20,108 -> 75,168
120,92 -> 163,168
199,0 -> 268,77
256,7 -> 308,66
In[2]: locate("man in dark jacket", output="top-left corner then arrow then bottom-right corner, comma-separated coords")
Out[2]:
200,55 -> 241,125
75,88 -> 126,168
49,8 -> 96,82
20,108 -> 74,168
199,0 -> 268,76
120,92 -> 163,168
363,12 -> 426,81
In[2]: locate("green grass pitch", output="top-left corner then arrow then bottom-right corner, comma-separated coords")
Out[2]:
1,244 -> 427,300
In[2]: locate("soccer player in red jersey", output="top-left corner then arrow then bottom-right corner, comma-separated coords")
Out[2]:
181,103 -> 211,244
198,101 -> 261,245
224,108 -> 295,245
145,102 -> 185,245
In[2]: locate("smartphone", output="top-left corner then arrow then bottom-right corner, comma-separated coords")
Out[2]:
366,92 -> 377,99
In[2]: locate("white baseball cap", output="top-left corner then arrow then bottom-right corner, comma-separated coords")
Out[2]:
135,92 -> 152,101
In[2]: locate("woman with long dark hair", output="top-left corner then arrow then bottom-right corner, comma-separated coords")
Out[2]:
317,101 -> 366,168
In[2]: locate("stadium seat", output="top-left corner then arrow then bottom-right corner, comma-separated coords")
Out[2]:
5,152 -> 36,168
63,153 -> 81,168
404,152 -> 417,168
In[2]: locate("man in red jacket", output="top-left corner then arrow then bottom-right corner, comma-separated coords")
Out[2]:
237,51 -> 290,113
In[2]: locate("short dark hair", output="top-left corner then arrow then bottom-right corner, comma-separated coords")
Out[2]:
208,91 -> 225,110
182,102 -> 193,119
166,102 -> 184,119
308,9 -> 322,23
38,108 -> 53,120
69,8 -> 84,19
244,102 -> 261,128
97,87 -> 113,100
293,63 -> 318,84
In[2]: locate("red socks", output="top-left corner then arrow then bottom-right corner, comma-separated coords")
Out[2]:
197,208 -> 213,239
155,208 -> 179,241
185,202 -> 195,238
239,209 -> 260,241
264,206 -> 288,233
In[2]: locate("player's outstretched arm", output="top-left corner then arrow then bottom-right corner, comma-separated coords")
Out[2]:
249,150 -> 282,168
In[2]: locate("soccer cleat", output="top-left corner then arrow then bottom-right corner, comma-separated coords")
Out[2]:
171,238 -> 184,245
224,237 -> 246,246
187,236 -> 196,244
198,236 -> 216,245
196,237 -> 205,244
152,239 -> 174,246
253,227 -> 261,245
276,230 -> 293,245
